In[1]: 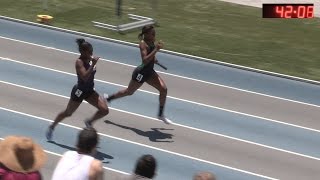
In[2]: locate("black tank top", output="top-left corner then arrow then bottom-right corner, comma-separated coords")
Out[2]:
138,41 -> 155,74
77,59 -> 96,90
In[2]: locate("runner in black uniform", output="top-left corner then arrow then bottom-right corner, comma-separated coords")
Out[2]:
46,38 -> 109,141
131,42 -> 156,83
106,25 -> 172,124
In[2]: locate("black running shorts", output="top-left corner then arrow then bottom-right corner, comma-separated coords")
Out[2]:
70,85 -> 95,102
131,67 -> 156,83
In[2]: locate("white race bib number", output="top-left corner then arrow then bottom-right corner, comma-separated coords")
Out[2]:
75,89 -> 83,97
136,73 -> 144,82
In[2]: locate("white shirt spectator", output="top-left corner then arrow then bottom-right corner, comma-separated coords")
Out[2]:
52,151 -> 95,180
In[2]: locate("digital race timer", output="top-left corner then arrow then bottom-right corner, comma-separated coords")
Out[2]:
263,4 -> 314,18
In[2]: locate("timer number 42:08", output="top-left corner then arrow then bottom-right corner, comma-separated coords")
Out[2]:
276,5 -> 313,18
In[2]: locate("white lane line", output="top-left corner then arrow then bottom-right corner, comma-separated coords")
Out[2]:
1,80 -> 320,164
2,56 -> 320,135
1,35 -> 320,109
0,107 -> 276,180
0,137 -> 130,175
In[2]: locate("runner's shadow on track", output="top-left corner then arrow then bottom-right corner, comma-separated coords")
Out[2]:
48,141 -> 113,164
104,120 -> 174,143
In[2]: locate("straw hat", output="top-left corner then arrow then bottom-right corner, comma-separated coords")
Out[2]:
0,136 -> 47,173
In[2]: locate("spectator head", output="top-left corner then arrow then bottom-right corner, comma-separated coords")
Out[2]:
193,171 -> 216,180
0,136 -> 47,173
134,154 -> 157,179
76,127 -> 99,154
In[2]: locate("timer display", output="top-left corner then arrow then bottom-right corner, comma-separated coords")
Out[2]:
263,4 -> 314,18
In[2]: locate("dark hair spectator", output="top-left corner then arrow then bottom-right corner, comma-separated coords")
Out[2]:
134,154 -> 157,179
123,154 -> 157,180
52,128 -> 104,180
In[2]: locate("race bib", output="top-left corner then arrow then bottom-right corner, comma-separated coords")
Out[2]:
75,89 -> 83,97
136,73 -> 143,82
